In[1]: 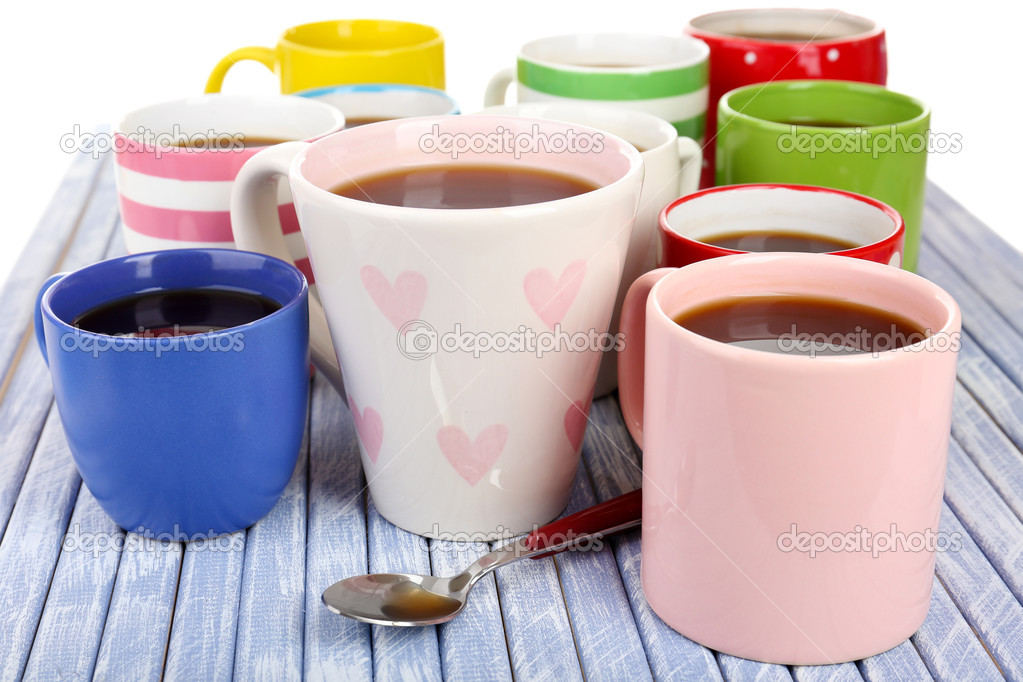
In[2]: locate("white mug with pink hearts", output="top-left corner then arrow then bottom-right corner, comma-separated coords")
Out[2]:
230,115 -> 644,537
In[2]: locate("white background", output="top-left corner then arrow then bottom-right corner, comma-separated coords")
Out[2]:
0,0 -> 1017,286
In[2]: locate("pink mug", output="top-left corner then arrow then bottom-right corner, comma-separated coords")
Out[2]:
618,252 -> 960,664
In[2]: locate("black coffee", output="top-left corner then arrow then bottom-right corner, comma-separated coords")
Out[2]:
74,288 -> 281,336
673,294 -> 927,355
329,165 -> 599,209
703,229 -> 859,253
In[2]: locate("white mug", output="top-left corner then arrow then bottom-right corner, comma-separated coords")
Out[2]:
295,83 -> 460,122
475,103 -> 701,396
483,33 -> 709,145
230,116 -> 644,537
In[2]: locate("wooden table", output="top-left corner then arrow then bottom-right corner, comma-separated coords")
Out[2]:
1,149 -> 1021,681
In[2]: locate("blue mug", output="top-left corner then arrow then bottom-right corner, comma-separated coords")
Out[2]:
35,249 -> 310,539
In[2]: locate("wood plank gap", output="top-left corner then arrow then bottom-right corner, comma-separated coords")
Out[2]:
933,571 -> 1005,679
552,556 -> 589,682
157,543 -> 185,682
491,560 -> 517,682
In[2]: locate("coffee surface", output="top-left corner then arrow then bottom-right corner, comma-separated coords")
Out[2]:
703,230 -> 860,253
74,288 -> 282,336
170,135 -> 293,149
329,165 -> 599,209
672,294 -> 927,355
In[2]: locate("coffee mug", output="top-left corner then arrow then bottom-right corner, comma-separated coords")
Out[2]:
297,83 -> 459,122
113,95 -> 345,284
230,116 -> 643,537
205,19 -> 445,94
483,33 -> 709,143
716,80 -> 929,272
476,102 -> 700,397
35,249 -> 310,539
685,8 -> 887,187
659,184 -> 904,268
618,252 -> 960,664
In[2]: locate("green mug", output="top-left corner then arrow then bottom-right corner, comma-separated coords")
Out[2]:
716,80 -> 930,271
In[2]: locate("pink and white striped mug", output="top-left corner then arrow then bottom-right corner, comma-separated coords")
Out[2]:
113,95 -> 345,283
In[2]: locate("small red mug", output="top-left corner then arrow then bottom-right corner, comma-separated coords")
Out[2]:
685,9 -> 887,188
658,184 -> 905,269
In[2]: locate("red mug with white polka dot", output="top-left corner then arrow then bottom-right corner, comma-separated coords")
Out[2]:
685,9 -> 887,188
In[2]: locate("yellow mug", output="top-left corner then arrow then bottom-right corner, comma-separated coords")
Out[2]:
205,19 -> 445,94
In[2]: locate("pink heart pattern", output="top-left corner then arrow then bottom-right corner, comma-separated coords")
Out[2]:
436,424 -> 509,486
348,395 -> 383,464
564,393 -> 594,451
360,265 -> 427,331
524,260 -> 586,330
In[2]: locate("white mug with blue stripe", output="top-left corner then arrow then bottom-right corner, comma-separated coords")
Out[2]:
484,33 -> 709,143
296,83 -> 459,125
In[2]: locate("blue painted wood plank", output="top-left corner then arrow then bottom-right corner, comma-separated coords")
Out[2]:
920,209 -> 1023,339
553,464 -> 652,680
912,575 -> 1002,681
493,533 -> 584,682
430,539 -> 512,681
954,329 -> 1023,466
232,395 -> 310,682
303,375 -> 372,681
0,407 -> 82,680
582,397 -> 724,681
92,535 -> 183,681
917,246 -> 1023,392
855,639 -> 931,682
923,183 -> 1023,298
163,530 -> 247,681
934,504 -> 1023,679
0,157 -> 120,541
717,654 -> 793,681
0,150 -> 105,386
366,497 -> 443,681
943,436 -> 1023,607
22,484 -> 123,680
791,663 -> 863,681
951,354 -> 1023,524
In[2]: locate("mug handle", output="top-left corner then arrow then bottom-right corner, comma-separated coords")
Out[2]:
205,46 -> 277,93
34,273 -> 66,368
617,268 -> 675,448
230,141 -> 347,401
676,137 -> 703,196
483,67 -> 516,107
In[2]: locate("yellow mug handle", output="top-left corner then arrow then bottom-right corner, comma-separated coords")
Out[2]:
205,47 -> 277,93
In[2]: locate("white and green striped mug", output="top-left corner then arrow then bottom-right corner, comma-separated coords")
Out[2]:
484,33 -> 710,144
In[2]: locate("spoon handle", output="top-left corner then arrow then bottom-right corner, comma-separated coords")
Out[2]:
525,488 -> 642,559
